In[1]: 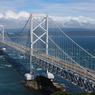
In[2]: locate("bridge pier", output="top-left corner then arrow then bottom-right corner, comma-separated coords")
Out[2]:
0,25 -> 6,52
1,47 -> 6,52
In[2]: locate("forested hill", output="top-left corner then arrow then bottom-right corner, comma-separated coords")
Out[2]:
65,31 -> 95,36
5,28 -> 95,37
48,31 -> 95,37
49,28 -> 95,36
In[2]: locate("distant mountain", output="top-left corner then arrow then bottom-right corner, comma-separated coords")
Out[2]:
0,11 -> 95,29
64,20 -> 81,28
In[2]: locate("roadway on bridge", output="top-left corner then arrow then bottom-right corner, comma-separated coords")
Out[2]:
0,40 -> 95,82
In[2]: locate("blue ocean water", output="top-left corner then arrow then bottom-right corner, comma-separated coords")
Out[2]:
0,36 -> 95,95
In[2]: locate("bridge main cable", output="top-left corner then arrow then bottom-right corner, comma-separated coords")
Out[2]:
48,17 -> 95,58
48,17 -> 95,79
13,17 -> 30,42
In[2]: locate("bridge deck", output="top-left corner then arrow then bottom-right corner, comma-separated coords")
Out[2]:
0,40 -> 95,82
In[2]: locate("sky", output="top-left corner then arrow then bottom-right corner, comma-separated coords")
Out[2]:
0,0 -> 95,18
0,0 -> 95,29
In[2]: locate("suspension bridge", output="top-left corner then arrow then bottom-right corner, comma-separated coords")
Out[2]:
0,14 -> 95,92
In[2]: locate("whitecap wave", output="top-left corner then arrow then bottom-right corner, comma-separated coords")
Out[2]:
5,65 -> 12,67
37,68 -> 43,70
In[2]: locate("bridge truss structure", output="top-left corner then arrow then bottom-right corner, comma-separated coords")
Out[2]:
0,14 -> 95,92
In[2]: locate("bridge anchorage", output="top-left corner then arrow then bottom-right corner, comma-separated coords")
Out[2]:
0,13 -> 95,93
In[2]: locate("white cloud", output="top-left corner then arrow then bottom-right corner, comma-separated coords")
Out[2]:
5,10 -> 30,19
0,0 -> 95,18
50,15 -> 95,24
0,11 -> 95,29
3,11 -> 95,24
0,13 -> 4,18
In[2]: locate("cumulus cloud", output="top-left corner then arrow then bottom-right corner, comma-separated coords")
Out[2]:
0,11 -> 95,29
50,15 -> 95,24
0,13 -> 4,18
5,10 -> 30,19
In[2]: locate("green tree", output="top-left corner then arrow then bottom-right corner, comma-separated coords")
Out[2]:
76,92 -> 91,95
51,91 -> 73,95
91,91 -> 95,95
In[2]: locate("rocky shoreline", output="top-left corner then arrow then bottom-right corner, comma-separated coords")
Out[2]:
21,76 -> 65,93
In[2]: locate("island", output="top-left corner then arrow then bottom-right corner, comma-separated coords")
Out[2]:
21,76 -> 65,93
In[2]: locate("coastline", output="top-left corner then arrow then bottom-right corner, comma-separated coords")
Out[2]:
21,76 -> 65,94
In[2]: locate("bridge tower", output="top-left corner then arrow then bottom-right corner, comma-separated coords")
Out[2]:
0,25 -> 6,51
29,14 -> 48,79
0,25 -> 4,42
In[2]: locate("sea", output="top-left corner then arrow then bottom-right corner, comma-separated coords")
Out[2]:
0,36 -> 95,95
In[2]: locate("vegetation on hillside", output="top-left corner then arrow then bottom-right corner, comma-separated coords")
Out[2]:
51,91 -> 95,95
51,91 -> 72,95
25,76 -> 60,92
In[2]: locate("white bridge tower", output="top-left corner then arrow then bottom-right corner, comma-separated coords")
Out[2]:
25,14 -> 49,80
0,25 -> 4,41
0,25 -> 6,51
